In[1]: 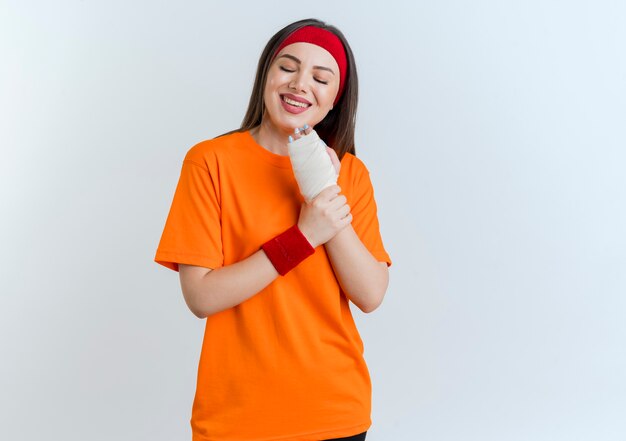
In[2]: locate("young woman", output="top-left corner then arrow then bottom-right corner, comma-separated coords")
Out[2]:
155,18 -> 392,441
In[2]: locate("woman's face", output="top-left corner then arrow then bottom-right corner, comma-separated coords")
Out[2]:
262,42 -> 341,133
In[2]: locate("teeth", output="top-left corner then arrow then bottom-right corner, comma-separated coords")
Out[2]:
283,96 -> 309,108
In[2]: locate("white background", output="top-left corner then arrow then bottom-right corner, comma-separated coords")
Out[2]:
1,1 -> 625,440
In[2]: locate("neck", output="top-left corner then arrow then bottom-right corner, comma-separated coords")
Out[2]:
250,115 -> 292,156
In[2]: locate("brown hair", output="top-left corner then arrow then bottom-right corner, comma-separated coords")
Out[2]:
237,18 -> 359,160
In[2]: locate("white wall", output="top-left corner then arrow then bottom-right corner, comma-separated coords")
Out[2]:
1,1 -> 625,440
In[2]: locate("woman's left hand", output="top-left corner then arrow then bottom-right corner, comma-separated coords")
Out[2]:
326,145 -> 340,176
292,124 -> 341,175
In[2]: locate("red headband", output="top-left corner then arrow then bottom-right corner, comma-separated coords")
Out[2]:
272,26 -> 347,106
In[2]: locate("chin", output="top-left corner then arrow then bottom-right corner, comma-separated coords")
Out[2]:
270,109 -> 322,131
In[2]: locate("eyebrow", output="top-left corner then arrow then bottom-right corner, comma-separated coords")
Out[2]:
277,54 -> 335,75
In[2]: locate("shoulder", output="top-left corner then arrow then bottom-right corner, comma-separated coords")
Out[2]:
340,152 -> 371,180
183,130 -> 245,168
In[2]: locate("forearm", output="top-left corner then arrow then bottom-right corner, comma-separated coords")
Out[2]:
323,225 -> 389,312
193,249 -> 280,318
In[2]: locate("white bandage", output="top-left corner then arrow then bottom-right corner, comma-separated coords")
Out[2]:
288,130 -> 338,201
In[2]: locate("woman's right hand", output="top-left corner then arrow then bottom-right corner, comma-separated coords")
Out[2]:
297,185 -> 352,248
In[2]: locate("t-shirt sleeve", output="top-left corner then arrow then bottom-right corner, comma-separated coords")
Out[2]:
350,159 -> 392,268
154,149 -> 224,272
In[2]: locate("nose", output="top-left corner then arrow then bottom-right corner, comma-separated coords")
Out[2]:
289,72 -> 306,92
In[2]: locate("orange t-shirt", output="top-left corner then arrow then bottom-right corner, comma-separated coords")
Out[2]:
155,130 -> 392,441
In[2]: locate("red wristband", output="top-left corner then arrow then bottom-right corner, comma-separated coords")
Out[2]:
261,224 -> 315,276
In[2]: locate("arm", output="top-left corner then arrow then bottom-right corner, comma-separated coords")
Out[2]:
179,250 -> 280,319
285,125 -> 390,311
323,225 -> 389,313
176,161 -> 350,319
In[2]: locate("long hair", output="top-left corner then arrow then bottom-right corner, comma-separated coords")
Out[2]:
237,18 -> 359,160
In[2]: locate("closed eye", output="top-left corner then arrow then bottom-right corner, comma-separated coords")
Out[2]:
280,64 -> 328,84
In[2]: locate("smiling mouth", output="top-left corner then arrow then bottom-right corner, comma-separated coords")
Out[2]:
281,95 -> 311,108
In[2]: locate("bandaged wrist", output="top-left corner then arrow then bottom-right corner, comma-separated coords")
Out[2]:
288,130 -> 338,201
261,224 -> 315,276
